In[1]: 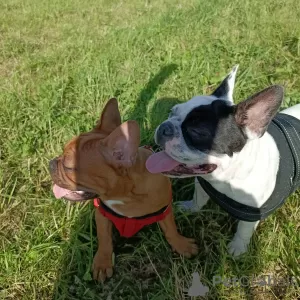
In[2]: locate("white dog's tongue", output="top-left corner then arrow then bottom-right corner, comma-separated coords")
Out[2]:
146,151 -> 180,173
53,184 -> 72,199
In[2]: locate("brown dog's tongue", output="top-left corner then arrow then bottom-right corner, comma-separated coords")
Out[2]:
53,184 -> 72,199
146,151 -> 180,173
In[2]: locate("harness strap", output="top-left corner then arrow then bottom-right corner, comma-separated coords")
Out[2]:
94,197 -> 170,219
94,198 -> 172,237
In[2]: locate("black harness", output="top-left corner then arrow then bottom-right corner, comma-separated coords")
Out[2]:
197,113 -> 300,222
98,199 -> 168,220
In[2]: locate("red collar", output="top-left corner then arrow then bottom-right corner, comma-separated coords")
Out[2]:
94,195 -> 172,238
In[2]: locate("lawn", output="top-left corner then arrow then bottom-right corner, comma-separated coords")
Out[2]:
0,0 -> 300,299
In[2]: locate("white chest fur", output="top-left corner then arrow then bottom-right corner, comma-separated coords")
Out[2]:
104,200 -> 125,216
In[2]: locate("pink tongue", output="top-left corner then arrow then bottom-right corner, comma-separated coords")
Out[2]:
53,184 -> 72,199
146,151 -> 180,173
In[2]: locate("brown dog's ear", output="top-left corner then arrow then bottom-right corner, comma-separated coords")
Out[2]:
104,121 -> 140,168
94,98 -> 121,134
235,85 -> 284,139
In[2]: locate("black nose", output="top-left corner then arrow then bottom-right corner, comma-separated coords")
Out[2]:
158,121 -> 175,137
49,159 -> 57,173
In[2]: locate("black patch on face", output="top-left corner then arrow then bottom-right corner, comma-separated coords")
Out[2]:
181,100 -> 247,156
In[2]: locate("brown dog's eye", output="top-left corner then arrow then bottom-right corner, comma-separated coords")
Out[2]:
63,164 -> 75,172
62,155 -> 76,171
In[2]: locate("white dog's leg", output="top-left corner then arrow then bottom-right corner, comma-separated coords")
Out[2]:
176,178 -> 209,212
228,220 -> 260,257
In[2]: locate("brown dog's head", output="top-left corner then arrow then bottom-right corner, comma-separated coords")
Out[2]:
49,98 -> 140,201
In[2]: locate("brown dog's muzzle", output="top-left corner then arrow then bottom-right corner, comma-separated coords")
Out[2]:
49,158 -> 58,174
49,157 -> 63,185
48,157 -> 68,188
49,157 -> 97,201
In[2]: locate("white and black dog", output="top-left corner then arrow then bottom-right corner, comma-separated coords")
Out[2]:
146,65 -> 300,256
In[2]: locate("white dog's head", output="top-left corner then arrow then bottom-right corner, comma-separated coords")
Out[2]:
146,65 -> 284,178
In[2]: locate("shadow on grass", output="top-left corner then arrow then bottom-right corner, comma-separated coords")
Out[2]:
52,64 -> 267,300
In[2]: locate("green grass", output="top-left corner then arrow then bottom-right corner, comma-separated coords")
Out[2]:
1,0 -> 300,299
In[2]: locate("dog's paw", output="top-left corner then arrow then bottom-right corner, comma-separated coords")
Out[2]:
169,234 -> 199,258
92,249 -> 114,282
175,200 -> 203,212
228,237 -> 249,257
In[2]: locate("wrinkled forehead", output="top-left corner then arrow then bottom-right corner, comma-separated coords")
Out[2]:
62,133 -> 101,156
169,95 -> 232,122
60,134 -> 106,168
59,137 -> 77,159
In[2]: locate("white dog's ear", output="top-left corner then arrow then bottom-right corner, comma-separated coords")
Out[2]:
211,65 -> 239,103
235,85 -> 284,139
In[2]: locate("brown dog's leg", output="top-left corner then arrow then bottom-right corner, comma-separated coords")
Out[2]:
158,209 -> 198,258
92,208 -> 114,282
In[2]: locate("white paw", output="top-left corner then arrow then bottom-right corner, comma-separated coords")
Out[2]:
175,200 -> 203,212
228,237 -> 249,257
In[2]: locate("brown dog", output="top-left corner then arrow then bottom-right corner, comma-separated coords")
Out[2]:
49,98 -> 198,282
